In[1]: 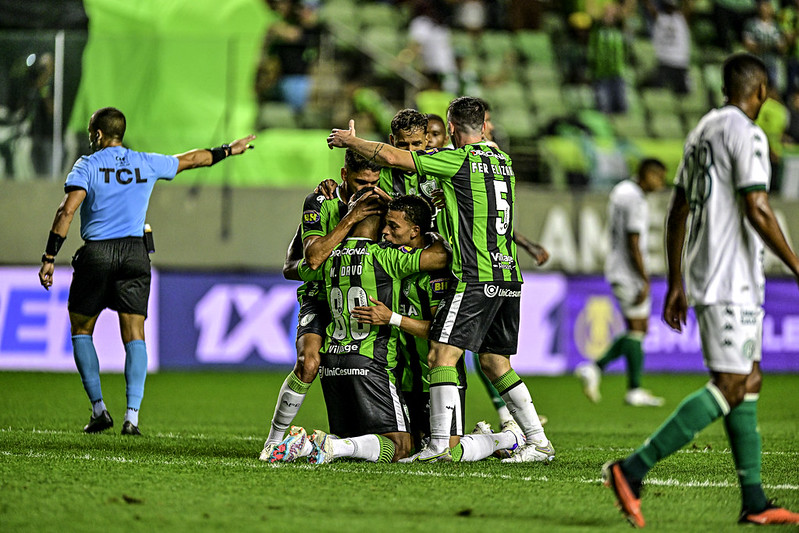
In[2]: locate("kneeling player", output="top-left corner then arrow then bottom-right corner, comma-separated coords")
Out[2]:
270,189 -> 451,463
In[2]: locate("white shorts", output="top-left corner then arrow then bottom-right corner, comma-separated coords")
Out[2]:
611,282 -> 651,320
695,305 -> 763,375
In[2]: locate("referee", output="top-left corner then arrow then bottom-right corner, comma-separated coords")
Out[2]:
38,107 -> 254,435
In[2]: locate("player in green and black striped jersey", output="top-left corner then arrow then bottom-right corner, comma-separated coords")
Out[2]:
328,96 -> 554,463
350,195 -> 526,461
379,109 -> 439,202
260,150 -> 385,460
271,188 -> 451,464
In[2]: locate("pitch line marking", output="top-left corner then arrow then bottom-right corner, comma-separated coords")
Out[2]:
2,449 -> 798,491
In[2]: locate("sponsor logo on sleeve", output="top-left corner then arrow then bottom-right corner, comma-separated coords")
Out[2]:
303,210 -> 321,224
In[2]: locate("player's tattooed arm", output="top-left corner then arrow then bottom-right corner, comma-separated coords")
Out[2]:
327,119 -> 416,171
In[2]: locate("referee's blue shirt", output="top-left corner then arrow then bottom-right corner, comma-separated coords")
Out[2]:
65,146 -> 179,241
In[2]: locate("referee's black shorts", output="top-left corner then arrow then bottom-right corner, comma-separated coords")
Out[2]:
68,237 -> 151,317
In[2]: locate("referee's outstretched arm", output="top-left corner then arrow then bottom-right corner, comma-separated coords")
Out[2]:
175,134 -> 256,173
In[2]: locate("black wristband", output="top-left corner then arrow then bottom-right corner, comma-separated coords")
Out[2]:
41,254 -> 55,263
45,231 -> 65,256
208,146 -> 227,165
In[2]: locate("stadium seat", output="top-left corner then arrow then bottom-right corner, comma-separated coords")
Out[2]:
609,110 -> 648,138
561,84 -> 595,110
358,2 -> 404,30
258,102 -> 296,129
640,87 -> 677,114
647,110 -> 685,139
514,30 -> 555,65
528,84 -> 566,113
702,62 -> 724,107
363,26 -> 404,56
495,109 -> 536,138
319,0 -> 356,30
482,81 -> 528,111
480,31 -> 516,58
451,29 -> 480,58
632,38 -> 657,79
524,64 -> 561,86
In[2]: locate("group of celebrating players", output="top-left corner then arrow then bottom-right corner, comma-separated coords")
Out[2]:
43,52 -> 799,526
258,98 -> 555,464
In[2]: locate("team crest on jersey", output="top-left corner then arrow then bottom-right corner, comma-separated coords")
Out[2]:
419,179 -> 438,197
303,210 -> 320,224
398,245 -> 413,253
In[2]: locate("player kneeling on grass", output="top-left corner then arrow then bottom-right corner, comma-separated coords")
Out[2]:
269,189 -> 451,463
351,195 -> 525,462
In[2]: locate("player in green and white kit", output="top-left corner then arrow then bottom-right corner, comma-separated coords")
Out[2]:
603,54 -> 799,527
576,158 -> 666,407
328,96 -> 554,463
271,188 -> 451,463
259,150 -> 383,460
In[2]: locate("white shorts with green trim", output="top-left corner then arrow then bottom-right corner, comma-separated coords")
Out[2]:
695,305 -> 763,375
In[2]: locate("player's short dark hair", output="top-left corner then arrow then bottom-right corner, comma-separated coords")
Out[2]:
637,157 -> 666,178
388,195 -> 432,234
90,107 -> 126,140
723,53 -> 768,99
447,96 -> 485,135
345,148 -> 382,174
475,98 -> 492,112
391,109 -> 428,135
426,113 -> 445,126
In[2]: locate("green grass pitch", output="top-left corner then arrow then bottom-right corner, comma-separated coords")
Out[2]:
1,371 -> 797,532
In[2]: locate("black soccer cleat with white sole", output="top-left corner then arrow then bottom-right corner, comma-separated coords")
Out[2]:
83,410 -> 113,433
121,421 -> 142,436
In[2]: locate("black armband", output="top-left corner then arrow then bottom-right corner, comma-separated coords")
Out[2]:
208,144 -> 230,165
45,231 -> 66,256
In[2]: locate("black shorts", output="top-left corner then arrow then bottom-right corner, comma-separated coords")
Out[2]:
296,288 -> 330,338
320,353 -> 409,438
429,281 -> 521,355
403,387 -> 466,440
68,237 -> 151,317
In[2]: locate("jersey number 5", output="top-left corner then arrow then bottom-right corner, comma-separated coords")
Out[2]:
493,180 -> 510,235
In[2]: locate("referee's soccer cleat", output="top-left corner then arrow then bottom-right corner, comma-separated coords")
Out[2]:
501,439 -> 555,463
602,460 -> 644,528
308,429 -> 335,464
738,502 -> 799,524
83,410 -> 113,433
121,421 -> 141,436
399,446 -> 452,463
269,426 -> 308,463
575,361 -> 601,403
258,443 -> 277,462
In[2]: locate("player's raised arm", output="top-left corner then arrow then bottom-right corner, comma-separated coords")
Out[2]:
327,120 -> 416,172
174,134 -> 256,173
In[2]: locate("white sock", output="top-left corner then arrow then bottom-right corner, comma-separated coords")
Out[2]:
458,431 -> 518,462
265,377 -> 307,445
330,435 -> 381,461
501,384 -> 546,444
125,407 -> 139,426
497,405 -> 514,425
91,399 -> 107,418
429,384 -> 461,452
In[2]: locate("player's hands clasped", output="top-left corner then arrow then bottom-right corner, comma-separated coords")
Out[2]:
346,188 -> 387,222
327,120 -> 356,149
351,296 -> 392,325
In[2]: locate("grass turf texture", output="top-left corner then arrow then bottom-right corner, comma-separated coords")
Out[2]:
1,371 -> 797,532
